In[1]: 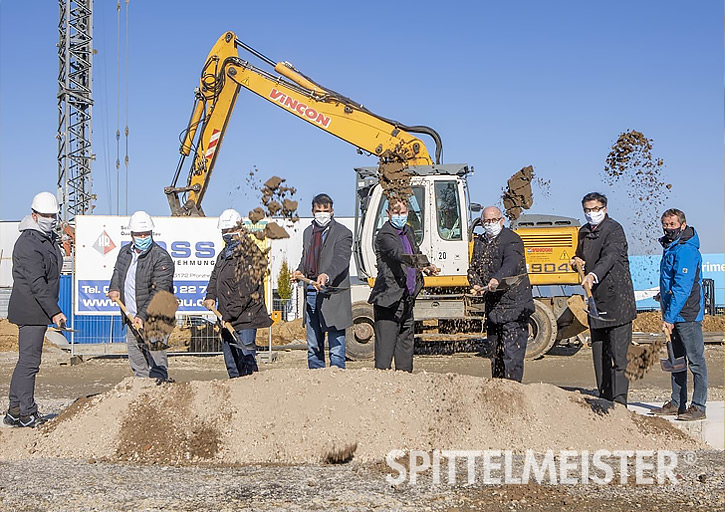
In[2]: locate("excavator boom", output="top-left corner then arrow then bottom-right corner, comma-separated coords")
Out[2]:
166,31 -> 442,216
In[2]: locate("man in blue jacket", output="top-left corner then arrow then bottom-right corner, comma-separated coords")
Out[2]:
651,208 -> 708,421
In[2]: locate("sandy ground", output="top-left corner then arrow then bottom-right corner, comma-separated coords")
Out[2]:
0,345 -> 722,511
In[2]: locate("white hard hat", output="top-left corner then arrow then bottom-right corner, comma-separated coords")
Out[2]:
128,211 -> 154,232
31,192 -> 59,215
218,209 -> 242,230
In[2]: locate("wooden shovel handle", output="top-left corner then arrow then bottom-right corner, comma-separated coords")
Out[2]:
113,297 -> 134,322
205,304 -> 238,338
296,275 -> 321,290
574,261 -> 594,299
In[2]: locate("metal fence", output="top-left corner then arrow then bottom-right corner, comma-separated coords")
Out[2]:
58,282 -> 305,355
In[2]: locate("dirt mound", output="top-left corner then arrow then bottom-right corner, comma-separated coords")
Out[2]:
0,319 -> 60,352
0,370 -> 700,465
634,311 -> 724,332
256,318 -> 306,345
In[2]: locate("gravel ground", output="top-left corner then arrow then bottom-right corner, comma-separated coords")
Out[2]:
0,450 -> 722,511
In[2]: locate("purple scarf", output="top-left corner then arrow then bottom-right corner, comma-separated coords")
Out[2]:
398,228 -> 417,295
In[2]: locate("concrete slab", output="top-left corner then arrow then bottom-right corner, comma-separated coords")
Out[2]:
629,401 -> 724,450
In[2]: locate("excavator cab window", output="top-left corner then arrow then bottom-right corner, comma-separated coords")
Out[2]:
435,181 -> 462,240
373,186 -> 425,245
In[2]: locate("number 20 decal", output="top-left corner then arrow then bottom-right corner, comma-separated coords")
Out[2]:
438,251 -> 447,259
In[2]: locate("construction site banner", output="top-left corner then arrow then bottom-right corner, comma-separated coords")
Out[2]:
74,215 -> 222,315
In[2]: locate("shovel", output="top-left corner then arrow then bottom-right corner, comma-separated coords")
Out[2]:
112,297 -> 145,340
469,273 -> 527,295
574,261 -> 614,322
660,327 -> 687,373
204,304 -> 248,351
49,320 -> 79,333
296,275 -> 349,292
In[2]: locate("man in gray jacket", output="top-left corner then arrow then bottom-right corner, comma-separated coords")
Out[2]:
3,192 -> 66,428
108,211 -> 174,381
293,194 -> 352,369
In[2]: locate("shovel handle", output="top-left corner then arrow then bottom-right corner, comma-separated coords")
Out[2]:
205,304 -> 237,338
574,261 -> 594,299
112,297 -> 144,338
296,275 -> 322,290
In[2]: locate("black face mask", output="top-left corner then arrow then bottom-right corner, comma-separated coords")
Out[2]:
662,226 -> 683,242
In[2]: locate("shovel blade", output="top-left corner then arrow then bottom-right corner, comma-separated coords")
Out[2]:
660,357 -> 687,373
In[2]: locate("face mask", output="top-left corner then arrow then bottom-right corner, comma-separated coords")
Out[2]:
133,236 -> 152,252
584,210 -> 606,226
222,232 -> 239,244
390,214 -> 407,230
37,216 -> 57,235
314,212 -> 331,227
662,226 -> 683,241
483,222 -> 502,238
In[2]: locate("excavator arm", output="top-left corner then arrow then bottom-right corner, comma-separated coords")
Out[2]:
165,31 -> 442,216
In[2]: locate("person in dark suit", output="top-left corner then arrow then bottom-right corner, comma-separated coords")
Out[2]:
293,194 -> 353,369
571,192 -> 636,405
468,206 -> 534,382
368,198 -> 438,372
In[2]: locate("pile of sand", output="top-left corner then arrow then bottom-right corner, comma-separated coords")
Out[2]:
165,318 -> 305,352
0,319 -> 55,352
633,311 -> 725,332
0,369 -> 699,465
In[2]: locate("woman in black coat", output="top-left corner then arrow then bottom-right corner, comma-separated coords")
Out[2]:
204,210 -> 272,378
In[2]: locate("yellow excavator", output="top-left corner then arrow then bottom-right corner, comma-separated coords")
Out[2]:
166,31 -> 588,360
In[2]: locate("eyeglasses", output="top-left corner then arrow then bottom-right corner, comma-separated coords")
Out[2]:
482,217 -> 502,225
583,206 -> 605,213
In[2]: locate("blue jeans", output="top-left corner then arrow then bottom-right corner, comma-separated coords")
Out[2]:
670,321 -> 708,411
221,328 -> 258,378
306,290 -> 346,369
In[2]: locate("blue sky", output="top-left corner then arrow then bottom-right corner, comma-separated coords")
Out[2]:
1,1 -> 723,253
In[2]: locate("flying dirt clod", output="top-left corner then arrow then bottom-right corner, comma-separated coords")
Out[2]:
144,290 -> 179,349
502,165 -> 535,221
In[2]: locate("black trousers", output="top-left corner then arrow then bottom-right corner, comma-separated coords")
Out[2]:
590,322 -> 632,405
487,318 -> 528,382
374,298 -> 414,372
8,325 -> 46,416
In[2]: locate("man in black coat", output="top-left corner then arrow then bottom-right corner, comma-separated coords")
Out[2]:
368,198 -> 438,372
4,192 -> 66,428
108,211 -> 174,382
293,194 -> 353,369
204,209 -> 272,378
572,192 -> 636,405
468,206 -> 534,382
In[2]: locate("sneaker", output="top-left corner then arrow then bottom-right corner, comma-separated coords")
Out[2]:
19,412 -> 47,428
3,408 -> 20,427
650,400 -> 682,416
677,405 -> 706,422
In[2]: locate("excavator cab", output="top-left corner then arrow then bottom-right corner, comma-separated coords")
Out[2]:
354,164 -> 473,287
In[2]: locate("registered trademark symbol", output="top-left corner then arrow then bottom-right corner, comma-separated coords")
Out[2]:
683,451 -> 697,465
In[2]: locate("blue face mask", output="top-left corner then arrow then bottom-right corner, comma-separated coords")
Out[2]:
390,214 -> 407,230
133,236 -> 152,252
222,233 -> 236,244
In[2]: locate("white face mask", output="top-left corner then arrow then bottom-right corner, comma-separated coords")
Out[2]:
483,221 -> 502,238
314,212 -> 332,227
585,210 -> 606,226
36,216 -> 57,235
